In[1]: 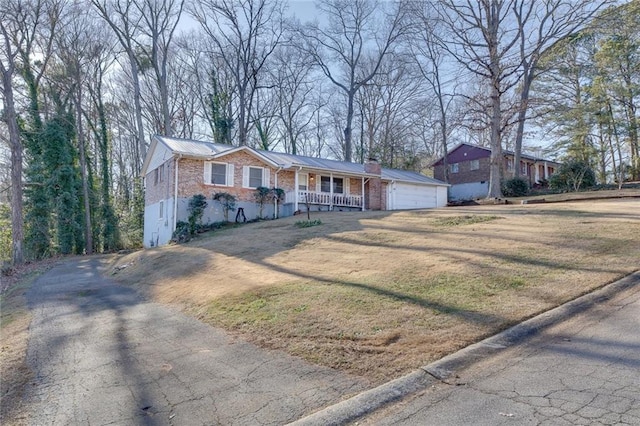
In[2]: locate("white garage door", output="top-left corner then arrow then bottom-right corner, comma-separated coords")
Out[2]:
388,182 -> 438,210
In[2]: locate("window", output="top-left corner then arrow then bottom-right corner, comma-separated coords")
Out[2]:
154,164 -> 165,185
520,161 -> 527,175
506,159 -> 514,171
242,166 -> 269,188
450,163 -> 459,173
204,162 -> 233,186
298,174 -> 308,191
159,200 -> 164,219
320,176 -> 344,193
249,167 -> 263,188
321,176 -> 331,192
470,159 -> 480,170
211,163 -> 227,185
333,177 -> 344,194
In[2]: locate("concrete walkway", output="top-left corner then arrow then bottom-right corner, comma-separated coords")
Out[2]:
24,257 -> 367,425
293,272 -> 640,425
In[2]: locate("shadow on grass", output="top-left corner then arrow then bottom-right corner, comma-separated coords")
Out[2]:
248,259 -> 506,328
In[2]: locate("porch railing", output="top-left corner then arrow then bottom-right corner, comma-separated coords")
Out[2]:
286,190 -> 363,208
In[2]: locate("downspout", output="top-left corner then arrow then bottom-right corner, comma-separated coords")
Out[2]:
173,154 -> 181,234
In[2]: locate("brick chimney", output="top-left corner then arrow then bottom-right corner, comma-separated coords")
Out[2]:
364,158 -> 382,175
364,158 -> 382,210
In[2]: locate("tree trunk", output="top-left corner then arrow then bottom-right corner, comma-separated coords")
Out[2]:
487,3 -> 503,199
76,88 -> 93,254
344,90 -> 355,162
514,66 -> 534,179
160,66 -> 172,137
2,66 -> 24,264
129,51 -> 147,171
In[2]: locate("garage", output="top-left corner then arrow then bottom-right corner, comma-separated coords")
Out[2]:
383,170 -> 449,210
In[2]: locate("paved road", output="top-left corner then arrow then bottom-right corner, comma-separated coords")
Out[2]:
359,280 -> 640,425
24,257 -> 367,425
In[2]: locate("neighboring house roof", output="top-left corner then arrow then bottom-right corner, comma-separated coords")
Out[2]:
431,142 -> 561,167
144,135 -> 448,187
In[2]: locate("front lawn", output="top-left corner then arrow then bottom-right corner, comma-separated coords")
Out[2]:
111,198 -> 640,384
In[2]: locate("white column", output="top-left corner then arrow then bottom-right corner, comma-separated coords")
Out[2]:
361,176 -> 365,211
544,162 -> 549,179
294,170 -> 299,211
329,173 -> 333,211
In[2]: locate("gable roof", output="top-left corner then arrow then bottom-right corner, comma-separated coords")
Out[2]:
431,142 -> 561,167
145,135 -> 448,187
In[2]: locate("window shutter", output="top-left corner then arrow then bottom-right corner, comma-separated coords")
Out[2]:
242,166 -> 249,188
263,168 -> 270,187
227,164 -> 234,186
204,162 -> 212,184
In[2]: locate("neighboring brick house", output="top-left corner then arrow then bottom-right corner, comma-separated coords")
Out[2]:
142,135 -> 449,248
432,143 -> 561,200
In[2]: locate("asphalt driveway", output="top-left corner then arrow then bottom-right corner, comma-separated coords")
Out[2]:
24,257 -> 367,425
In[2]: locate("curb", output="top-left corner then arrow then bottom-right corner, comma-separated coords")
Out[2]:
287,270 -> 640,426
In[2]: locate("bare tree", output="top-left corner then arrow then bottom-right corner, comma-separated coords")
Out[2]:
438,0 -> 525,198
512,0 -> 610,177
407,0 -> 459,183
0,2 -> 24,264
270,45 -> 316,155
190,0 -> 285,146
356,54 -> 424,168
296,0 -> 407,162
92,0 -> 148,171
132,0 -> 184,137
1,0 -> 61,262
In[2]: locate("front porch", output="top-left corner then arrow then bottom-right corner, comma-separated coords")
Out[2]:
286,190 -> 363,209
283,171 -> 367,211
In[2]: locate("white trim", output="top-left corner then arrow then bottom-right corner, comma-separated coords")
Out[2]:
210,145 -> 280,168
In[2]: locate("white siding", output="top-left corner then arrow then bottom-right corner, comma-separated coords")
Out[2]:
147,142 -> 172,173
143,199 -> 174,248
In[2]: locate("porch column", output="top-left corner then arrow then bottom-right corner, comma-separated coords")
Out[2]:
361,176 -> 365,211
294,170 -> 299,211
329,173 -> 334,211
534,162 -> 540,182
544,162 -> 549,179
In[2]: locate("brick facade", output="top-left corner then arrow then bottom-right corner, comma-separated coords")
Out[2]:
145,159 -> 175,205
434,144 -> 560,187
434,157 -> 491,185
147,152 -> 366,208
364,160 -> 383,210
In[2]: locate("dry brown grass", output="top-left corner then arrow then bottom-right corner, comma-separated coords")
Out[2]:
1,259 -> 56,426
111,199 -> 640,385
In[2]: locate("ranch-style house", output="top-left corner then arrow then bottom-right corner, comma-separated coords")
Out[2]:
142,135 -> 449,248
